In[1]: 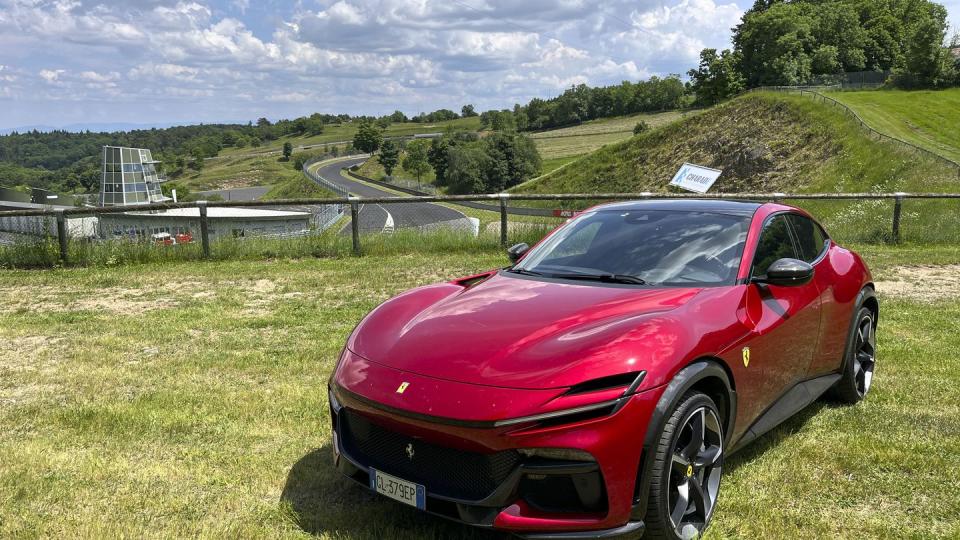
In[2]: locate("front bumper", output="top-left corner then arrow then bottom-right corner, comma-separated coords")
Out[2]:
328,378 -> 664,538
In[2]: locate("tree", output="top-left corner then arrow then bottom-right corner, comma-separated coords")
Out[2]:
402,139 -> 432,189
439,133 -> 541,194
305,114 -> 325,136
633,121 -> 650,135
725,0 -> 951,89
378,139 -> 401,177
282,142 -> 293,161
427,137 -> 451,186
353,121 -> 383,153
445,145 -> 490,194
481,133 -> 541,192
461,104 -> 478,117
190,148 -> 205,171
811,45 -> 841,75
687,49 -> 745,105
256,117 -> 271,128
900,3 -> 949,87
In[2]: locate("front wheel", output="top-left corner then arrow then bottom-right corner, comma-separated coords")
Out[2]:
644,391 -> 724,540
829,306 -> 876,404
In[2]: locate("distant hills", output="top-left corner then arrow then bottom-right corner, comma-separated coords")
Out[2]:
0,121 -> 246,135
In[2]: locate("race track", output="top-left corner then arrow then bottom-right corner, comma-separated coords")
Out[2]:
310,157 -> 467,233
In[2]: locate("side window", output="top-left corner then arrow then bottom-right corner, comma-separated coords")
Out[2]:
752,215 -> 797,276
786,214 -> 827,263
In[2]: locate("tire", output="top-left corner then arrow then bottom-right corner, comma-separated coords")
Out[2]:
644,391 -> 724,540
829,305 -> 877,404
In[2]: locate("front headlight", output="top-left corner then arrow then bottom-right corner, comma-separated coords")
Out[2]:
328,385 -> 342,412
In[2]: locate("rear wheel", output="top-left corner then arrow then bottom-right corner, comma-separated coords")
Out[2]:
644,392 -> 724,540
830,306 -> 876,404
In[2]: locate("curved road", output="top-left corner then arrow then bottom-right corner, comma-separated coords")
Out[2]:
310,157 -> 467,234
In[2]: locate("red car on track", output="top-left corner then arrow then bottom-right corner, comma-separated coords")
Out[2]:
329,200 -> 877,539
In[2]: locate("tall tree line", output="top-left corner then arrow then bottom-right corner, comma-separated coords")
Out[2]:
689,0 -> 959,104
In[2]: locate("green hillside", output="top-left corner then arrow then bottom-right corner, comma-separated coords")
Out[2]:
216,116 -> 482,158
174,153 -> 303,191
514,92 -> 960,243
177,116 -> 482,190
354,110 -> 692,186
825,89 -> 960,163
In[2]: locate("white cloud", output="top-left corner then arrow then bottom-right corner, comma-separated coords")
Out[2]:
0,0 -> 747,126
39,69 -> 66,83
79,70 -> 120,82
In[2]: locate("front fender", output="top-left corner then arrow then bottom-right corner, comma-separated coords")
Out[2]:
631,360 -> 735,521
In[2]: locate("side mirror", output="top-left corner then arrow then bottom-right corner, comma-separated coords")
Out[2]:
507,243 -> 530,264
754,258 -> 814,287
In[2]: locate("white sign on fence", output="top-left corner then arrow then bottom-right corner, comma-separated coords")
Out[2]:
669,163 -> 723,194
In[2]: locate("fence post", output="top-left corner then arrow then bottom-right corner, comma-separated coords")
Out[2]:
55,209 -> 69,265
198,201 -> 211,258
499,194 -> 508,246
891,193 -> 905,244
349,197 -> 361,255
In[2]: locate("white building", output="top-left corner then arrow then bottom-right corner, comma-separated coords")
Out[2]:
98,207 -> 313,241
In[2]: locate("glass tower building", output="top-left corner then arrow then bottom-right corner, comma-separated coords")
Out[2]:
101,146 -> 167,206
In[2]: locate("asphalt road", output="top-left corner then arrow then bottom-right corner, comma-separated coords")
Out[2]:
311,157 -> 466,233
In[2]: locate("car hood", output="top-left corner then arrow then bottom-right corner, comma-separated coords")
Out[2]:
348,272 -> 707,389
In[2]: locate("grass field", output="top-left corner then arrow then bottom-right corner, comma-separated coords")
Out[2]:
529,110 -> 688,161
826,88 -> 960,163
1,243 -> 959,538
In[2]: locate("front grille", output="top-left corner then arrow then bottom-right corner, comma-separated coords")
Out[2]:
339,409 -> 521,501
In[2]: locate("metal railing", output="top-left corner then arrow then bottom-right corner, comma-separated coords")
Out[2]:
302,155 -> 353,198
751,86 -> 960,176
2,191 -> 959,263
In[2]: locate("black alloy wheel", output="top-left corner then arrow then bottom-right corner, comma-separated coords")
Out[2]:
645,391 -> 724,540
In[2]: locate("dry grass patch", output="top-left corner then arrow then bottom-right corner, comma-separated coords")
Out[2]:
874,264 -> 960,302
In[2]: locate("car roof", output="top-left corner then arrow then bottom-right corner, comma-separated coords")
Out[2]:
591,199 -> 764,217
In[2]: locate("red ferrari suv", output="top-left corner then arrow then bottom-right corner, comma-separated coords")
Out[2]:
328,200 -> 877,539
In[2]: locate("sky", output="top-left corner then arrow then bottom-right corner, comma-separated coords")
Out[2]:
0,0 -> 958,130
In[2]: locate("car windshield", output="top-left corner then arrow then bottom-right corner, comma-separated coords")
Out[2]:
513,209 -> 750,286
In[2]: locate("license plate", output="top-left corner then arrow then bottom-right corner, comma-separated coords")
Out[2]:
370,468 -> 426,510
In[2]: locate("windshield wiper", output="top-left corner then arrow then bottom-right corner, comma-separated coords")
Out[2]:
549,273 -> 647,285
507,268 -> 544,277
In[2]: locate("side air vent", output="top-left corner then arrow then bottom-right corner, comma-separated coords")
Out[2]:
564,371 -> 647,396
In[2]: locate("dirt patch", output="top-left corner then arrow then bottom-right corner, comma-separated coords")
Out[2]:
0,285 -> 179,315
874,265 -> 960,302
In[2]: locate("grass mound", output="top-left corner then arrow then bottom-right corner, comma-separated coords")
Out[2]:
516,93 -> 959,195
513,93 -> 960,244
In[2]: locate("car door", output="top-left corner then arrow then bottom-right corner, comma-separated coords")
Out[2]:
739,214 -> 823,423
785,213 -> 842,376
